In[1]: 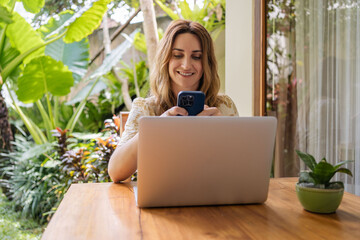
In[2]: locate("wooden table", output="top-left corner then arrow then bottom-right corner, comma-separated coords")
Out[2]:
41,178 -> 360,240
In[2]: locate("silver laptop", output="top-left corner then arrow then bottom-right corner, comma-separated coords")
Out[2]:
136,116 -> 277,207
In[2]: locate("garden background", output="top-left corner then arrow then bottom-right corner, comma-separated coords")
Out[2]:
0,0 -> 225,238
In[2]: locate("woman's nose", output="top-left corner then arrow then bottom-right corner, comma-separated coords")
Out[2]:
181,57 -> 191,69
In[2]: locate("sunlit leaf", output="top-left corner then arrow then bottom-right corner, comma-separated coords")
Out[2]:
0,0 -> 10,7
64,0 -> 111,43
16,56 -> 74,103
21,0 -> 45,14
0,34 -> 20,71
0,5 -> 13,24
6,12 -> 44,63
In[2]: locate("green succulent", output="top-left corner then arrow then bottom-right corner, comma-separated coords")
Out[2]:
295,150 -> 353,189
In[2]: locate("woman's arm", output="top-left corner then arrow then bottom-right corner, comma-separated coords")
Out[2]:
108,133 -> 139,182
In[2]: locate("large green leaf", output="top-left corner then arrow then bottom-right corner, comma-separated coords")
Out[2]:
6,12 -> 44,64
64,0 -> 111,43
45,37 -> 89,83
16,56 -> 74,103
0,0 -> 11,7
0,33 -> 20,71
0,5 -> 13,24
21,0 -> 45,14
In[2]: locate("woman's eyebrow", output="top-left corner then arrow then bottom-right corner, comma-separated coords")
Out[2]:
172,48 -> 202,53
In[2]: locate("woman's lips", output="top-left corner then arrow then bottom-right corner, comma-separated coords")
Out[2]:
177,71 -> 194,76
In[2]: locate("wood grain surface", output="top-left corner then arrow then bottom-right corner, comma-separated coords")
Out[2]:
41,178 -> 360,240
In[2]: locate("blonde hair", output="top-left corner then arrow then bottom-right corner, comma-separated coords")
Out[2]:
150,19 -> 220,115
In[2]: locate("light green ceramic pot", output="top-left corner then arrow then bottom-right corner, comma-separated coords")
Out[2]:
295,183 -> 344,214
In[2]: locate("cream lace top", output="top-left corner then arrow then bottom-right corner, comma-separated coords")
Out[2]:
118,94 -> 239,147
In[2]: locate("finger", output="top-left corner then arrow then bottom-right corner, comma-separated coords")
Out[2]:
162,106 -> 188,116
197,107 -> 222,116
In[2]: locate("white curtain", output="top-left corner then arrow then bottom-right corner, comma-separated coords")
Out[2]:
295,0 -> 360,195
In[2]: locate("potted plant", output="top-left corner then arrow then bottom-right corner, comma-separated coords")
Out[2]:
295,150 -> 353,213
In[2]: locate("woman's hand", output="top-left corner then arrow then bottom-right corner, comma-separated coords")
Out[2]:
197,105 -> 222,116
160,106 -> 188,117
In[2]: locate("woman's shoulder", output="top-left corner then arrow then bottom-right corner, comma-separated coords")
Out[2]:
132,96 -> 157,115
216,94 -> 239,116
132,96 -> 156,105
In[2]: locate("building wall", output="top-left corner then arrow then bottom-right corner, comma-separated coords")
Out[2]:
226,0 -> 253,116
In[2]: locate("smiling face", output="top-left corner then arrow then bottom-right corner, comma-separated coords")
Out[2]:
168,33 -> 203,96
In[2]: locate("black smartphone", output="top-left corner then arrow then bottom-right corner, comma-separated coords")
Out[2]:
177,91 -> 205,116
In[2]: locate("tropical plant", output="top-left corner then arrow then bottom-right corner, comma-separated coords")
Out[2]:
154,0 -> 226,39
32,0 -> 129,26
0,189 -> 43,239
0,0 -> 111,146
0,134 -> 63,223
295,150 -> 353,189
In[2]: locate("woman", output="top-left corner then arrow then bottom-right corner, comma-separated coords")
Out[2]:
108,20 -> 238,182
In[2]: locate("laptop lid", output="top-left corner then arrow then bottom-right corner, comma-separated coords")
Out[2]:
136,116 -> 277,207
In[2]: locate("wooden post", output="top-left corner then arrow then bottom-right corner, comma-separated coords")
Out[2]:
139,0 -> 159,73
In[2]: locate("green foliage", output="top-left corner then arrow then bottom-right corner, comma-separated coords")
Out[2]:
64,0 -> 111,43
1,1 -> 112,143
5,12 -> 44,64
154,0 -> 225,39
16,56 -> 74,103
0,115 -> 123,224
296,150 -> 353,189
45,37 -> 89,83
133,28 -> 164,54
32,0 -> 127,26
0,5 -> 13,24
0,189 -> 43,240
0,135 -> 64,224
22,0 -> 45,14
40,11 -> 89,83
52,117 -> 121,184
119,60 -> 149,98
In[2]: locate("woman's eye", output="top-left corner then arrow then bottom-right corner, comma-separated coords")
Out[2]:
192,56 -> 201,60
173,55 -> 182,58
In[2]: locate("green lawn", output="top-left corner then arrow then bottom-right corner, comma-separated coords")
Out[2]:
0,189 -> 43,240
